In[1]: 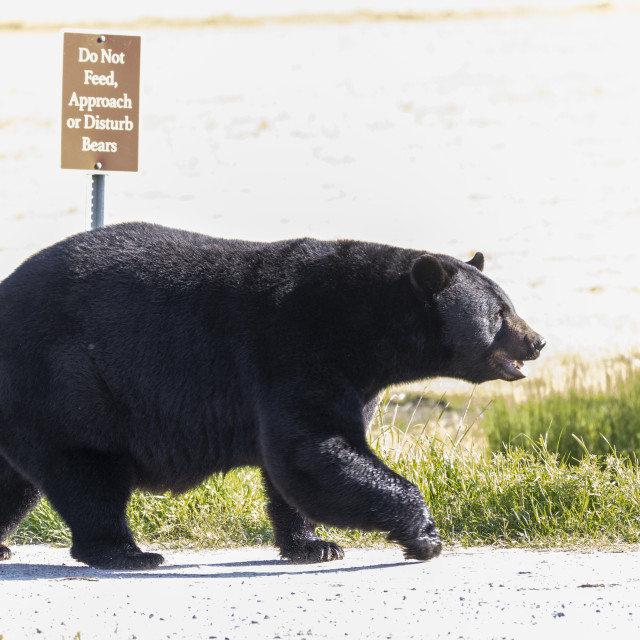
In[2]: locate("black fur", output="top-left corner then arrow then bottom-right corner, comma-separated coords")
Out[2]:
0,223 -> 544,568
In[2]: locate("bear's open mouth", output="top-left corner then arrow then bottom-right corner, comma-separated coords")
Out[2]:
492,353 -> 529,380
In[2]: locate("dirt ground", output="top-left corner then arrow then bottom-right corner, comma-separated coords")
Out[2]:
1,544 -> 639,639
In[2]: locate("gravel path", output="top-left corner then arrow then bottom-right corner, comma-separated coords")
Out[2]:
1,545 -> 639,638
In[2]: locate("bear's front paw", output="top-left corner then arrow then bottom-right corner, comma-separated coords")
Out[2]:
401,534 -> 442,562
390,518 -> 442,562
0,544 -> 12,561
280,537 -> 345,564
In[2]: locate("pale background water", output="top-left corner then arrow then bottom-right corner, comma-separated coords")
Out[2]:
2,1 -> 640,370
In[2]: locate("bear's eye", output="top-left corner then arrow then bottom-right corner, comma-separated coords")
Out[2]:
496,309 -> 505,319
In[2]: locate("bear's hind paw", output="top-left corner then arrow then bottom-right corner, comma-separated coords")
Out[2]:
0,544 -> 12,560
71,542 -> 165,570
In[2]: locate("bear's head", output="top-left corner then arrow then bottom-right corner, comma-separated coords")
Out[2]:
410,252 -> 545,384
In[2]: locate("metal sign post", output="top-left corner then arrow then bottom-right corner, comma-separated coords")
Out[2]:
61,31 -> 141,229
91,173 -> 106,229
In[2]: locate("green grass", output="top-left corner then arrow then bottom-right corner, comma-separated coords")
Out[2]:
12,468 -> 273,549
11,415 -> 640,550
415,442 -> 640,546
483,367 -> 640,461
10,363 -> 640,550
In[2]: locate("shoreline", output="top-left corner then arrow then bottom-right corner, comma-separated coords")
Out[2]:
1,2 -> 637,32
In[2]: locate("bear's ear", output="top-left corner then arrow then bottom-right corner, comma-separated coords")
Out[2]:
410,255 -> 450,295
467,252 -> 484,272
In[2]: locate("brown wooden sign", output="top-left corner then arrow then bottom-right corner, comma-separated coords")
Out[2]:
61,32 -> 141,172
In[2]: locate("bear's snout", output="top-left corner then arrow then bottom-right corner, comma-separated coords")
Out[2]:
506,316 -> 546,359
488,316 -> 546,381
526,333 -> 546,359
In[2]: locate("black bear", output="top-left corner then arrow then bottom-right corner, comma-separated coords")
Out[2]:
0,223 -> 545,569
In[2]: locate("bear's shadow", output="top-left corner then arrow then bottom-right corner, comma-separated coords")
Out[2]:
2,559 -> 410,581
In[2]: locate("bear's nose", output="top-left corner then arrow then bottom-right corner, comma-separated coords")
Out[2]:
530,334 -> 546,355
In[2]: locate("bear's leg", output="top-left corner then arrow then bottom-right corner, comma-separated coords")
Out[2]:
262,396 -> 441,562
0,456 -> 41,560
262,471 -> 344,562
40,449 -> 164,570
